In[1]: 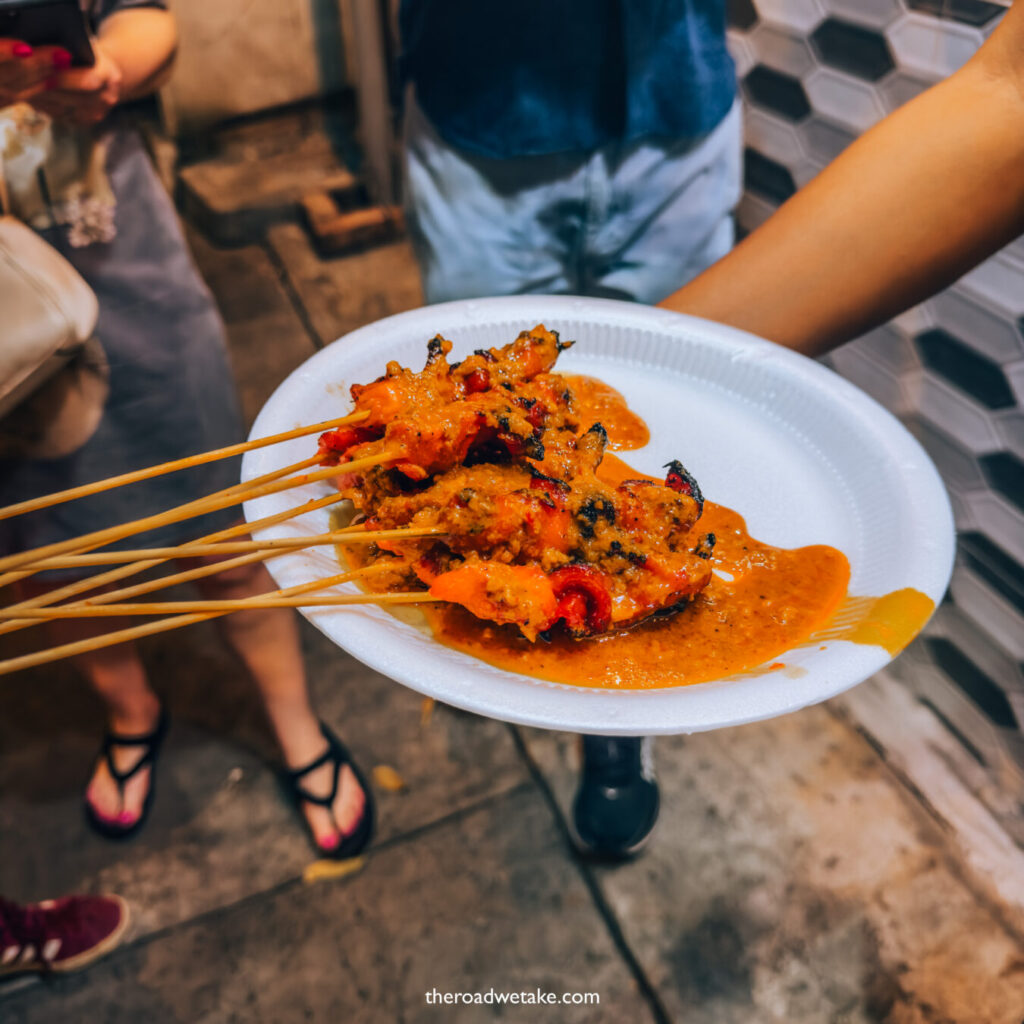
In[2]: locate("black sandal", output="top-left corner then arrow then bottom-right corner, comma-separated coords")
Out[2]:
84,710 -> 168,841
285,722 -> 375,859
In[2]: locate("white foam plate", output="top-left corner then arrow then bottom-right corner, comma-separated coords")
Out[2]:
242,297 -> 954,735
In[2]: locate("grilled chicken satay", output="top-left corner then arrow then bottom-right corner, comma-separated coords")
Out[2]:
319,325 -> 575,480
323,325 -> 714,641
363,427 -> 702,563
420,502 -> 712,641
356,423 -> 713,640
420,489 -> 711,639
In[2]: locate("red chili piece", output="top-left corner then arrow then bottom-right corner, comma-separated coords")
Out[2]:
465,368 -> 490,393
528,475 -> 566,502
318,426 -> 379,461
550,565 -> 612,636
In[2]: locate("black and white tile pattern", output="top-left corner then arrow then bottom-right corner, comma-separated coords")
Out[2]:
727,0 -> 1024,812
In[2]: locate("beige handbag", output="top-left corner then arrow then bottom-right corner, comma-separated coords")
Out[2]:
0,152 -> 108,459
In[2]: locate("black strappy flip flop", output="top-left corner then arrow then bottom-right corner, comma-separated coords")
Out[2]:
84,710 -> 168,840
285,722 -> 375,859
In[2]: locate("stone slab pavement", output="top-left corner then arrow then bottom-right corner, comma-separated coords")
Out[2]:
1,229 -> 1022,1023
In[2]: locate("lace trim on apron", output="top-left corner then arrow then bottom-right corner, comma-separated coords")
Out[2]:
0,102 -> 116,247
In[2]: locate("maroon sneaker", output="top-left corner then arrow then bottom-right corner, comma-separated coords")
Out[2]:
0,894 -> 130,976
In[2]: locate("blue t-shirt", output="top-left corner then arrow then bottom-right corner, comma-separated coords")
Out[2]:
399,0 -> 736,159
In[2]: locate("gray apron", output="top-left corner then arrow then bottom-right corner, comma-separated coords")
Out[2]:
0,128 -> 244,572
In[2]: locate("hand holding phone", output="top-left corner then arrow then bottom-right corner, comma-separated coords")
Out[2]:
0,37 -> 71,107
0,1 -> 94,66
31,42 -> 124,126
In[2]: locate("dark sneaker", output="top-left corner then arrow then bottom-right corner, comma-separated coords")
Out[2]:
0,894 -> 130,976
570,735 -> 659,860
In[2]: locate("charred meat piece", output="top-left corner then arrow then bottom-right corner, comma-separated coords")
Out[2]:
322,328 -> 715,641
318,329 -> 578,482
664,460 -> 704,515
427,562 -> 559,641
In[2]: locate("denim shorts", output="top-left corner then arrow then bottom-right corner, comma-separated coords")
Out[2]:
403,92 -> 742,305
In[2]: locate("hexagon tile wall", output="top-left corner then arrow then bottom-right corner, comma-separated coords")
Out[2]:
727,0 -> 1024,834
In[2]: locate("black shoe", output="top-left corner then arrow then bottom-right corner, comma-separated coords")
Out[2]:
570,735 -> 659,860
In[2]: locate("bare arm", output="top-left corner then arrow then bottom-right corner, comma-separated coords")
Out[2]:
32,8 -> 177,124
96,8 -> 178,100
659,1 -> 1024,357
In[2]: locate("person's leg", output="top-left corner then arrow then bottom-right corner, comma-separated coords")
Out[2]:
76,638 -> 161,827
403,89 -> 582,303
17,579 -> 161,828
571,736 -> 659,859
185,556 -> 365,851
570,103 -> 742,857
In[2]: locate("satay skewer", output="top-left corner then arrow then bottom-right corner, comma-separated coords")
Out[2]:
0,564 -> 407,677
0,491 -> 350,638
26,526 -> 445,570
0,453 -> 321,590
0,410 -> 369,523
0,449 -> 398,580
3,591 -> 442,621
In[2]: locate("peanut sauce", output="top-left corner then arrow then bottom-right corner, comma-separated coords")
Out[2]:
560,375 -> 650,451
343,374 -> 934,689
419,494 -> 853,689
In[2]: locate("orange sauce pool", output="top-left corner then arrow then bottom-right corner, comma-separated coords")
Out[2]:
344,374 -> 934,689
560,374 -> 650,450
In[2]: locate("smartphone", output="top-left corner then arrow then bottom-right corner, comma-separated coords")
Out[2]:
0,0 -> 94,66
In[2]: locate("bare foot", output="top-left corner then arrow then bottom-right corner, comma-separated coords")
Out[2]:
289,747 -> 367,853
85,698 -> 161,828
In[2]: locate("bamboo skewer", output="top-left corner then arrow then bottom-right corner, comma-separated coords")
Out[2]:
58,549 -> 396,616
29,548 -> 309,618
23,526 -> 444,571
0,565 -> 403,677
0,410 -> 369,523
0,453 -> 322,590
0,491 -> 349,638
48,537 -> 365,614
0,453 -> 318,580
4,591 -> 442,620
0,450 -> 397,581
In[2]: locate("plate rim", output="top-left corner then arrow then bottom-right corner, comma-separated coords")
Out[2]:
242,295 -> 955,735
